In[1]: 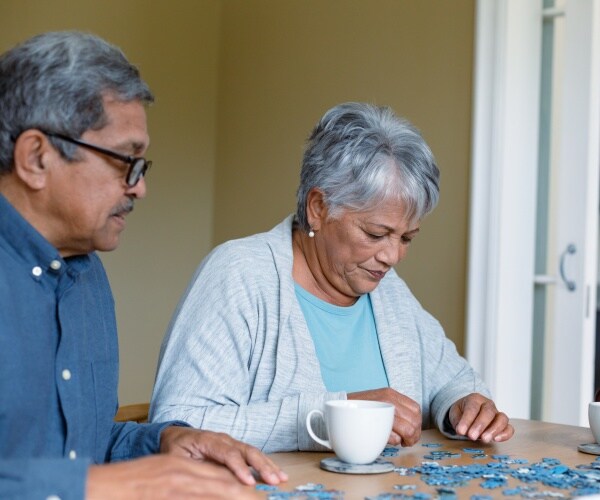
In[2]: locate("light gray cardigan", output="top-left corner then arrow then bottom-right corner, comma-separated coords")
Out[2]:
149,216 -> 490,452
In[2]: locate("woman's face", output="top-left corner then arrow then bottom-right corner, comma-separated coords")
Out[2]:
312,197 -> 420,304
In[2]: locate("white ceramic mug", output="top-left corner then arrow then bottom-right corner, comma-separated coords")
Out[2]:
589,402 -> 600,443
305,400 -> 395,464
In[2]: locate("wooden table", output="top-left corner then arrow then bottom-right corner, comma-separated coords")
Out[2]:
260,419 -> 597,499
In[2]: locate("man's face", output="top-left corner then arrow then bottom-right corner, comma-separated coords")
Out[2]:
47,96 -> 149,256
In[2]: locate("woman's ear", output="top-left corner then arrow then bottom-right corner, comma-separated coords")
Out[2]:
306,187 -> 327,231
12,130 -> 55,190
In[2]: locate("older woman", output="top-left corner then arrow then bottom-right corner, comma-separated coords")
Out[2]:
150,102 -> 513,452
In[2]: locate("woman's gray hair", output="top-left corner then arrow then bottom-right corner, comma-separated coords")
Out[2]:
0,31 -> 154,174
296,102 -> 440,231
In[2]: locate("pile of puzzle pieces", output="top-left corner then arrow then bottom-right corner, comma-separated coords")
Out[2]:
256,443 -> 600,499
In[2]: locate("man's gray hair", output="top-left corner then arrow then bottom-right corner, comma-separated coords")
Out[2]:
296,102 -> 440,231
0,31 -> 154,174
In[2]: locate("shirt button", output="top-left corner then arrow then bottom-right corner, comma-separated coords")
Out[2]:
32,266 -> 42,277
69,450 -> 77,460
46,496 -> 61,500
50,260 -> 62,271
62,369 -> 72,381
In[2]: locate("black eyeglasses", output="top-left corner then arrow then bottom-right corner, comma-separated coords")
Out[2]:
44,132 -> 152,187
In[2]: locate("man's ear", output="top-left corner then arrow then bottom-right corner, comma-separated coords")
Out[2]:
306,187 -> 328,231
12,130 -> 56,190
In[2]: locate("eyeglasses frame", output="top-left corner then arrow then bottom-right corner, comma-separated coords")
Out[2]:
42,131 -> 152,187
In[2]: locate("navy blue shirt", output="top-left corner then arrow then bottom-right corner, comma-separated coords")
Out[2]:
0,194 -> 177,499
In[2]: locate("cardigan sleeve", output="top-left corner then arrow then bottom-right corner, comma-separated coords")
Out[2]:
373,270 -> 492,439
149,239 -> 345,453
414,301 -> 491,437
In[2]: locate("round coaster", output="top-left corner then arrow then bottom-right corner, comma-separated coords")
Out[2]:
578,443 -> 600,455
320,457 -> 395,474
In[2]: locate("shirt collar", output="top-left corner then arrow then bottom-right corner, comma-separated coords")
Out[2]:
0,193 -> 90,277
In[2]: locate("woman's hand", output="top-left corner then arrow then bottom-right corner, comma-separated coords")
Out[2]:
348,388 -> 421,446
448,393 -> 514,443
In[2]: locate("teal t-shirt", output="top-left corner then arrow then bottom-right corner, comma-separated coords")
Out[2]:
294,283 -> 389,392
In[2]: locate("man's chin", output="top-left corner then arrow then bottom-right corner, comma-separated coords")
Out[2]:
94,236 -> 122,253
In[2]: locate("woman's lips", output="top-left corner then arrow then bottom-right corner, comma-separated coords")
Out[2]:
367,269 -> 386,280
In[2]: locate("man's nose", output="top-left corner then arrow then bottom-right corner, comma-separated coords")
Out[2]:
127,176 -> 147,199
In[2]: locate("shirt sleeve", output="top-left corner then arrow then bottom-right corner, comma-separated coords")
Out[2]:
106,421 -> 190,462
416,305 -> 491,438
0,422 -> 193,500
0,457 -> 90,500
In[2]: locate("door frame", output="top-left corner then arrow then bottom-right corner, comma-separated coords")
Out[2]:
466,0 -> 600,425
542,0 -> 600,424
466,0 -> 542,420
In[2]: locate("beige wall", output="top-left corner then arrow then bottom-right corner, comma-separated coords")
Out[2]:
215,1 -> 475,350
1,0 -> 221,404
1,0 -> 474,404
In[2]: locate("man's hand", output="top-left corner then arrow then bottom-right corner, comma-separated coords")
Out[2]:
348,388 -> 422,447
448,393 -> 514,443
87,455 -> 260,499
159,426 -> 288,486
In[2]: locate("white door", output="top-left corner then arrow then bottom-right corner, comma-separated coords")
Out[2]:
467,0 -> 600,426
534,0 -> 600,425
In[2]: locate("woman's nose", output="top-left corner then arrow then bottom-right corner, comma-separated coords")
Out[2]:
376,239 -> 405,266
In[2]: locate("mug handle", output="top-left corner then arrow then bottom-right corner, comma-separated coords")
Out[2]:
306,409 -> 331,449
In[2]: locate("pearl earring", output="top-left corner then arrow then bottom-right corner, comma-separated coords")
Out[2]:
308,229 -> 315,238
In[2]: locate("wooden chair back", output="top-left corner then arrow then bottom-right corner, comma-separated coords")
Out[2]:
115,402 -> 150,423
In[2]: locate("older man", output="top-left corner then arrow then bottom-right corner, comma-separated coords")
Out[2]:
0,31 -> 286,499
